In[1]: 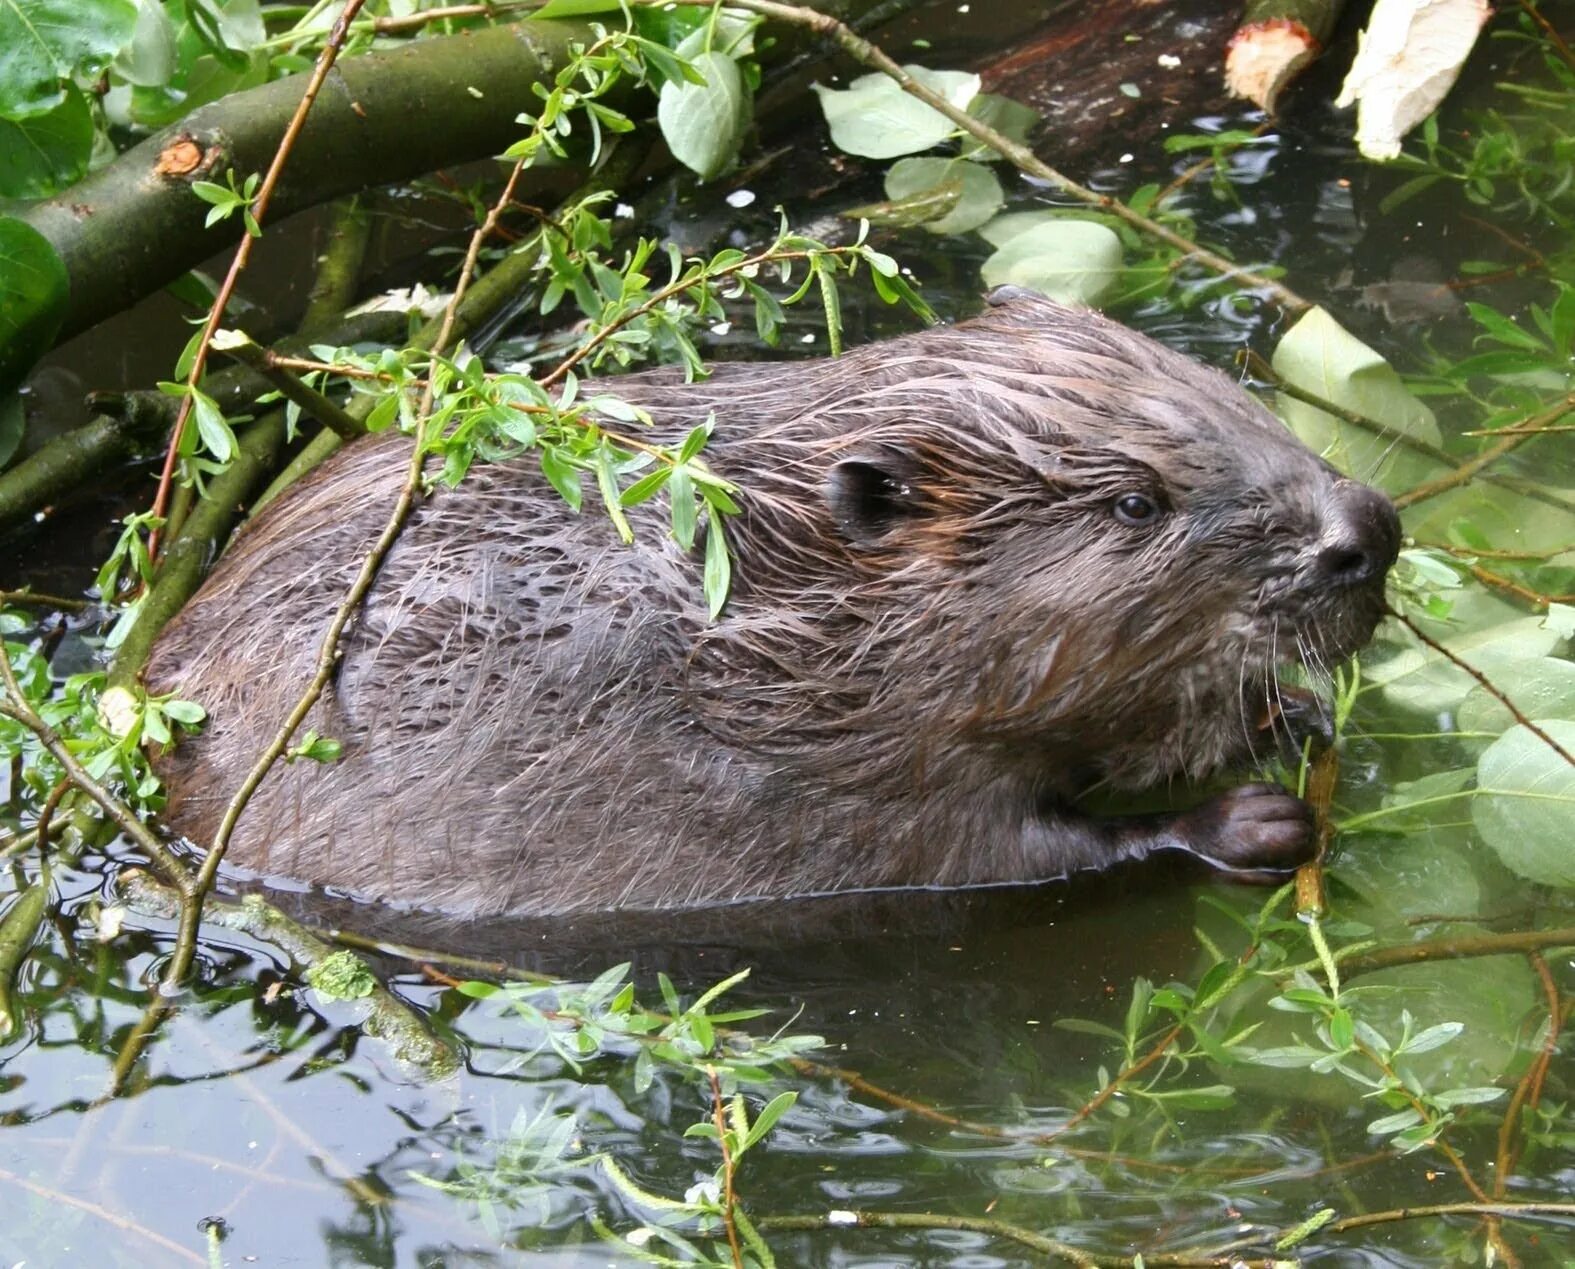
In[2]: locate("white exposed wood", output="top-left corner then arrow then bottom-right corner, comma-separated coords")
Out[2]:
1335,0 -> 1491,160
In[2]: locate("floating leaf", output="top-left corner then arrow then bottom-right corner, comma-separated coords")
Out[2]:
957,92 -> 1039,161
1457,656 -> 1575,734
1271,306 -> 1441,489
657,50 -> 748,182
1365,605 -> 1566,715
812,66 -> 980,160
881,157 -> 1003,235
980,219 -> 1122,307
112,0 -> 176,88
1472,720 -> 1575,888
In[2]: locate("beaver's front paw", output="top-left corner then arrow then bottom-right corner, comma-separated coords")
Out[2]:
1177,783 -> 1316,874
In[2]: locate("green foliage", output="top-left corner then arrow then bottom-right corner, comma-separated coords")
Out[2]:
0,86 -> 92,199
0,0 -> 138,120
190,169 -> 262,237
0,217 -> 70,390
1,623 -> 203,809
813,66 -> 981,160
1379,20 -> 1575,226
881,157 -> 1003,236
1472,719 -> 1575,885
1161,127 -> 1264,204
415,967 -> 817,1261
1272,305 -> 1442,489
979,216 -> 1123,307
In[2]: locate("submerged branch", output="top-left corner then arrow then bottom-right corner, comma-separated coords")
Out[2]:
119,871 -> 458,1081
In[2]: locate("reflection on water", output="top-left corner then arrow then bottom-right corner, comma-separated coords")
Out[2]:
4,1 -> 1575,1265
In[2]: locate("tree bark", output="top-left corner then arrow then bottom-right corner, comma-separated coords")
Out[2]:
20,20 -> 597,344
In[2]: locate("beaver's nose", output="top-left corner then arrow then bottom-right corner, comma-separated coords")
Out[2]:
1317,482 -> 1401,587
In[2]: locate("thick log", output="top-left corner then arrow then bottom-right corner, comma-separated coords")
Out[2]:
20,21 -> 595,344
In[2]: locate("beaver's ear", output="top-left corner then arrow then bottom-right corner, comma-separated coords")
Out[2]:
825,445 -> 931,544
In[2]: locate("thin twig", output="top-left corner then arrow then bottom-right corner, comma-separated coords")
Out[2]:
756,1211 -> 1102,1266
1340,927 -> 1575,975
1517,0 -> 1575,70
0,590 -> 91,612
1394,393 -> 1575,510
0,1164 -> 205,1265
707,1067 -> 746,1269
149,0 -> 369,556
1238,350 -> 1575,517
710,0 -> 1312,314
1384,604 -> 1575,770
0,662 -> 192,894
1325,1200 -> 1575,1235
537,245 -> 856,388
158,157 -> 538,993
1493,953 -> 1562,1191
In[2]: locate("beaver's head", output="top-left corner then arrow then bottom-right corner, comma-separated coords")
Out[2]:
699,290 -> 1399,793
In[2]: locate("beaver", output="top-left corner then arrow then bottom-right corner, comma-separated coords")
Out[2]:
145,289 -> 1400,916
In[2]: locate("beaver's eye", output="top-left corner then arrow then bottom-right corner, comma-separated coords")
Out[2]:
1113,493 -> 1160,526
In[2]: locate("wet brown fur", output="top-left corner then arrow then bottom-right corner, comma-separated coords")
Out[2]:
146,292 -> 1397,915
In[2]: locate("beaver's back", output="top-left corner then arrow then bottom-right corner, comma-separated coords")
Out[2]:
146,432 -> 731,913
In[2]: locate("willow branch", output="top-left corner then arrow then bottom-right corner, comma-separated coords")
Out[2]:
716,0 -> 1312,314
148,0 -> 370,555
1394,393 -> 1575,511
1384,604 -> 1575,770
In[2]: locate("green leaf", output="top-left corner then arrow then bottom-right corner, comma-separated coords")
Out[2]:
657,50 -> 748,181
704,515 -> 731,619
812,66 -> 980,160
1430,1086 -> 1505,1107
540,448 -> 583,512
1143,1084 -> 1235,1110
1472,720 -> 1575,888
669,465 -> 696,551
112,0 -> 175,87
1367,1108 -> 1424,1136
0,83 -> 90,197
882,156 -> 1003,235
0,216 -> 69,390
593,446 -> 634,544
1398,1021 -> 1463,1054
190,388 -> 234,463
1366,602 -> 1567,715
957,91 -> 1038,161
677,418 -> 712,465
160,698 -> 206,725
815,260 -> 842,357
1466,302 -> 1546,351
0,0 -> 138,119
1050,1018 -> 1126,1040
1270,306 -> 1442,490
1458,656 -> 1575,733
742,1090 -> 796,1151
619,465 -> 671,508
980,219 -> 1123,307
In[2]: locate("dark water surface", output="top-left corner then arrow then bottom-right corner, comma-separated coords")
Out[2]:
4,4 -> 1574,1266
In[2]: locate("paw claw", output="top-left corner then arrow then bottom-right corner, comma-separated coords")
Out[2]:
1177,783 -> 1317,874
